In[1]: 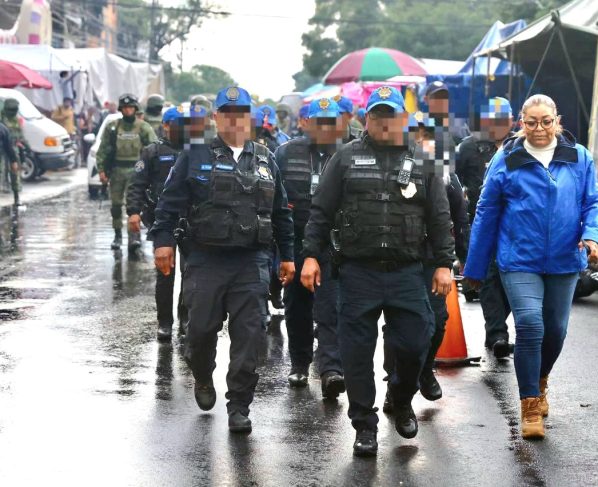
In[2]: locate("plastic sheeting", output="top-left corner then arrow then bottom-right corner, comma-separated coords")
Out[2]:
0,44 -> 164,112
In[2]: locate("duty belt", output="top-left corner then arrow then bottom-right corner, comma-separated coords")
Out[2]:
113,159 -> 137,167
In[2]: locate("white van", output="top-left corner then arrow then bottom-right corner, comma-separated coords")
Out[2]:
0,88 -> 74,181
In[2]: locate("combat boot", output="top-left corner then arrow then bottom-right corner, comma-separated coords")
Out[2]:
111,229 -> 122,250
353,429 -> 378,457
321,371 -> 345,400
288,366 -> 308,388
13,190 -> 20,207
419,367 -> 442,401
194,378 -> 216,411
383,384 -> 393,414
520,397 -> 545,439
539,376 -> 549,417
394,402 -> 418,439
157,322 -> 173,342
228,411 -> 252,433
127,230 -> 141,253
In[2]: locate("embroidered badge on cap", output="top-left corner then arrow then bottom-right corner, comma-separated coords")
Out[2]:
263,107 -> 271,116
332,95 -> 342,102
134,160 -> 145,172
226,87 -> 239,101
177,105 -> 184,113
377,86 -> 392,99
318,98 -> 330,110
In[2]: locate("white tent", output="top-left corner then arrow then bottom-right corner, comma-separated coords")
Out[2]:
0,44 -> 164,112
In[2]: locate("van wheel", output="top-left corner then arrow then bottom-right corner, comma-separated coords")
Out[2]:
20,156 -> 37,181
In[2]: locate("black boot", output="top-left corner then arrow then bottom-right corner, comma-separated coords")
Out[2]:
395,402 -> 418,439
194,378 -> 216,411
419,367 -> 442,401
353,429 -> 378,457
228,410 -> 252,433
288,366 -> 308,388
127,230 -> 141,253
157,322 -> 173,342
13,190 -> 20,207
492,339 -> 514,359
383,385 -> 394,414
111,229 -> 122,250
321,371 -> 345,400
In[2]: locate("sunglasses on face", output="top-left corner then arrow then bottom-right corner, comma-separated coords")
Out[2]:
522,118 -> 554,130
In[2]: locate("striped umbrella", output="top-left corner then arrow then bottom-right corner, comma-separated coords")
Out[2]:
323,47 -> 427,85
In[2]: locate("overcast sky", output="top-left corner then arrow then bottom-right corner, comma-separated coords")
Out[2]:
161,0 -> 317,99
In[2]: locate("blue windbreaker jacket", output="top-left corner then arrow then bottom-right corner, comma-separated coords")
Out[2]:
464,131 -> 598,280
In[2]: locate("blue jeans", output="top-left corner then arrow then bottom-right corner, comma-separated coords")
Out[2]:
500,272 -> 579,398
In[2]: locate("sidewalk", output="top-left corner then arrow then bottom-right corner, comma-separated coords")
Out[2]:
0,168 -> 87,209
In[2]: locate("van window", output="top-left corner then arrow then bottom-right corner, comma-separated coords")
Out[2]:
0,93 -> 44,121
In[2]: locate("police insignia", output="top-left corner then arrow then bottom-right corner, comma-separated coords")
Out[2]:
226,87 -> 239,101
377,86 -> 392,99
401,182 -> 417,199
134,160 -> 145,172
177,105 -> 184,113
333,95 -> 342,102
318,98 -> 330,110
258,165 -> 271,179
414,111 -> 424,123
263,107 -> 271,115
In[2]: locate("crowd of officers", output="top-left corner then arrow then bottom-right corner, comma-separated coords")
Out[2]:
91,83 -> 529,457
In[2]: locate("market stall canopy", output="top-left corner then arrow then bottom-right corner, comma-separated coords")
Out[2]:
473,0 -> 598,147
0,59 -> 52,89
323,47 -> 427,84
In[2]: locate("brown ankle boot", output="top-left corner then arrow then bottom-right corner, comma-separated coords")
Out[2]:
539,376 -> 549,417
521,397 -> 545,439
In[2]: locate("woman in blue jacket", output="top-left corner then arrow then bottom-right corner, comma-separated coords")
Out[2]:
464,94 -> 598,440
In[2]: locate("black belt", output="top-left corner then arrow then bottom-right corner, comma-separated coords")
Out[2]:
113,160 -> 137,167
348,259 -> 411,272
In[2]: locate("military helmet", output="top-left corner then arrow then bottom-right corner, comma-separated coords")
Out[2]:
2,97 -> 20,114
190,94 -> 212,112
118,93 -> 140,111
146,93 -> 164,115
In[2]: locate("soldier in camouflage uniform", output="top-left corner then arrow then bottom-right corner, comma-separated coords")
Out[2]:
144,94 -> 165,136
96,93 -> 157,251
1,98 -> 28,206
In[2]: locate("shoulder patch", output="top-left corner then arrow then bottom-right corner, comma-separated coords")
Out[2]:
134,160 -> 145,172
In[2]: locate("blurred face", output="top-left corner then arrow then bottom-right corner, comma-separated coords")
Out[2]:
366,106 -> 408,145
480,117 -> 512,142
121,106 -> 136,117
63,99 -> 72,109
520,104 -> 559,148
189,116 -> 207,139
427,93 -> 449,116
305,116 -> 343,145
214,107 -> 252,146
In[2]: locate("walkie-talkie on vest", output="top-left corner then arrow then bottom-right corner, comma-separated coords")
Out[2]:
397,156 -> 414,187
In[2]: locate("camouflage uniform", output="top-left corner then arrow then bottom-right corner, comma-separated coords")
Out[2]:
96,95 -> 157,249
1,98 -> 28,196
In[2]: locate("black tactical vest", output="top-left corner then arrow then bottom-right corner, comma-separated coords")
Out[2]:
339,141 -> 427,261
280,140 -> 314,231
150,142 -> 179,200
187,142 -> 275,249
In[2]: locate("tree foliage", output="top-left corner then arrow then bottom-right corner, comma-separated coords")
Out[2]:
165,64 -> 236,103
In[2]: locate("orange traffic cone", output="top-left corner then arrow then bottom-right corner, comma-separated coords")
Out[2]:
435,279 -> 481,367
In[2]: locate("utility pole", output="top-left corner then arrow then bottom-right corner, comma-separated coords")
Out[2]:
149,0 -> 158,63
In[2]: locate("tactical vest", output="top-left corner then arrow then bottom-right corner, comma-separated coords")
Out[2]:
187,142 -> 275,249
339,142 -> 427,261
280,141 -> 314,230
115,120 -> 143,162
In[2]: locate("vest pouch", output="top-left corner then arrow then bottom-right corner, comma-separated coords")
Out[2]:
403,214 -> 425,244
192,209 -> 232,242
256,215 -> 273,244
210,172 -> 237,207
257,178 -> 275,213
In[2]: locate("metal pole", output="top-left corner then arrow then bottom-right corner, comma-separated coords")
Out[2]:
469,56 -> 476,129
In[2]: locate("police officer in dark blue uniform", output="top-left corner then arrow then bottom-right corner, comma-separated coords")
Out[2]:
275,98 -> 345,398
150,86 -> 295,433
127,105 -> 207,341
301,87 -> 454,457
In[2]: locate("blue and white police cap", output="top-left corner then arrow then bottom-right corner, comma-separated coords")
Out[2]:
332,95 -> 354,114
366,86 -> 405,113
482,97 -> 513,119
256,105 -> 278,127
214,86 -> 252,110
298,104 -> 310,119
308,98 -> 340,119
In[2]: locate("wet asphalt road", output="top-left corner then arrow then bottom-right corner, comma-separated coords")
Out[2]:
0,187 -> 597,487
